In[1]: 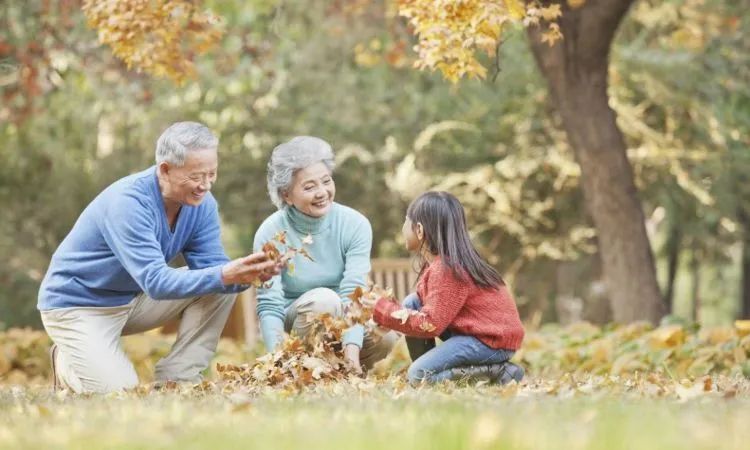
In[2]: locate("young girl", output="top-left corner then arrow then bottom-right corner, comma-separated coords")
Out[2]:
369,191 -> 525,384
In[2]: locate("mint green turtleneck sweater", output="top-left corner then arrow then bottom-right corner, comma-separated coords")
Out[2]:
253,203 -> 372,351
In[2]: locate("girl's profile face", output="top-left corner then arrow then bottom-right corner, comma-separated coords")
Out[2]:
402,216 -> 422,252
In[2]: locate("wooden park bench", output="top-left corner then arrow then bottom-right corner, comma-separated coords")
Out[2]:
219,258 -> 417,347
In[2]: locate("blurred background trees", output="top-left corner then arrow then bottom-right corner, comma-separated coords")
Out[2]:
1,0 -> 747,329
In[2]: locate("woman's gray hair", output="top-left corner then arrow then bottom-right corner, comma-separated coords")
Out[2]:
155,121 -> 219,166
267,136 -> 336,209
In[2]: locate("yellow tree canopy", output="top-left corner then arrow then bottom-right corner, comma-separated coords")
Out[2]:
82,0 -> 572,85
396,0 -> 570,82
82,0 -> 224,84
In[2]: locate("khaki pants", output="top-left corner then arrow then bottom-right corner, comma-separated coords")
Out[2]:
284,287 -> 398,370
41,291 -> 236,393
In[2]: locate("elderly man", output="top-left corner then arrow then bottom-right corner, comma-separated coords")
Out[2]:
38,121 -> 278,393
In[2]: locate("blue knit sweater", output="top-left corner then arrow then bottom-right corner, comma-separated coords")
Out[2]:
38,166 -> 243,310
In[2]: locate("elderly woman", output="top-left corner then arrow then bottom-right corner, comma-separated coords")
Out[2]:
253,136 -> 397,371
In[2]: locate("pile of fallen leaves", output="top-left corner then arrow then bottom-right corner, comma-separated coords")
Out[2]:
217,286 -> 398,390
4,319 -> 750,388
517,320 -> 750,379
217,330 -> 355,391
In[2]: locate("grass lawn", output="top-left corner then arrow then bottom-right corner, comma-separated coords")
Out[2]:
2,378 -> 749,450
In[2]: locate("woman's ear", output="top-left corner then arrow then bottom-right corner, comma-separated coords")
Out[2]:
282,190 -> 293,206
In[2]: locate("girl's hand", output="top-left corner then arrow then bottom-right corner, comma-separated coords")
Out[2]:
367,319 -> 391,336
360,295 -> 378,309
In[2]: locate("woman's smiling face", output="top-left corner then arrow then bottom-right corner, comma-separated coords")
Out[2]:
283,162 -> 335,217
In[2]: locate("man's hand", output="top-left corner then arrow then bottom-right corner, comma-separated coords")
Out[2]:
221,252 -> 282,286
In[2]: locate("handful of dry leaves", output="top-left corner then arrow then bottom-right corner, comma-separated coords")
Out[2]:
253,231 -> 314,288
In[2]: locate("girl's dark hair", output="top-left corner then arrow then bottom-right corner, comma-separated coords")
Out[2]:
407,191 -> 504,289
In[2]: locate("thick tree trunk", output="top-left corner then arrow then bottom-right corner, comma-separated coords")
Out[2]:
663,220 -> 682,315
527,0 -> 664,323
743,237 -> 750,319
740,210 -> 750,319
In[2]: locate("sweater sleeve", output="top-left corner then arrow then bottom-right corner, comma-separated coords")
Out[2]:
338,215 -> 372,298
372,262 -> 469,338
338,214 -> 372,348
183,196 -> 246,294
253,218 -> 287,352
99,194 -> 226,300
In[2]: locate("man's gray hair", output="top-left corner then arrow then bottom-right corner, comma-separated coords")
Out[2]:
155,121 -> 219,166
267,136 -> 336,209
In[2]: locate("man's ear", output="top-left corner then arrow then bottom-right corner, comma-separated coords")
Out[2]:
158,162 -> 171,177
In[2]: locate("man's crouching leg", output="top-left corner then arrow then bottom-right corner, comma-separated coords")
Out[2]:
42,306 -> 139,394
152,292 -> 236,383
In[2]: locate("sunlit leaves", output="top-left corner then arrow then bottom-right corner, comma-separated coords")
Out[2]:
81,0 -> 224,84
395,0 -> 566,82
518,321 -> 750,379
254,230 -> 314,288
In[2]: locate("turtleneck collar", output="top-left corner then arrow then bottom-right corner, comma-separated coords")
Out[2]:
285,204 -> 334,235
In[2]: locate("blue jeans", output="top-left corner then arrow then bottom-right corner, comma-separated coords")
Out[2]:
402,293 -> 514,384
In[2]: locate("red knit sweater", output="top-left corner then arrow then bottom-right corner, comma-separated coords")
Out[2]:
373,257 -> 524,350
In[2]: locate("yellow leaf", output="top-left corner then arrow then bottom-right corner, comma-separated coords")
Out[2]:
699,327 -> 734,345
503,0 -> 526,20
540,4 -> 562,21
419,321 -> 437,333
390,309 -> 413,324
649,325 -> 685,349
567,0 -> 587,9
735,320 -> 750,337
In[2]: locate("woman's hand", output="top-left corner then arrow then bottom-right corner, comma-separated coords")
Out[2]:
344,344 -> 363,375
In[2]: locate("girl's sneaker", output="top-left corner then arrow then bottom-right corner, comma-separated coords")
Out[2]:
494,361 -> 524,385
449,362 -> 525,384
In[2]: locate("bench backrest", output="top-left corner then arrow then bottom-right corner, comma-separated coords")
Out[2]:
223,258 -> 417,346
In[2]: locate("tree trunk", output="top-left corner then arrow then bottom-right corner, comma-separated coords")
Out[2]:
690,245 -> 701,323
740,210 -> 750,319
663,220 -> 682,315
527,0 -> 664,323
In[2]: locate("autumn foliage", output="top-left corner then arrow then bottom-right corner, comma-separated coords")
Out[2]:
396,0 -> 565,82
4,320 -> 750,391
81,0 -> 224,84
